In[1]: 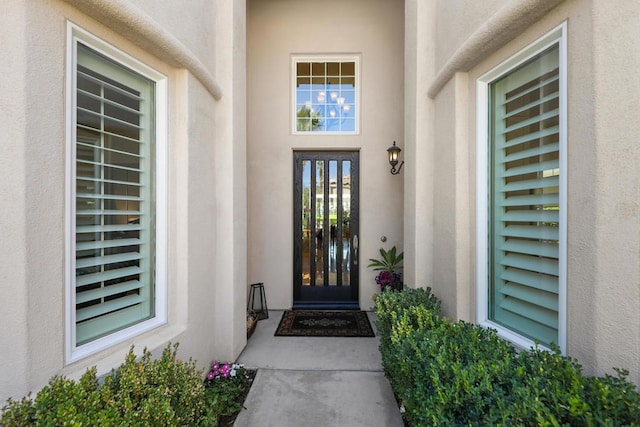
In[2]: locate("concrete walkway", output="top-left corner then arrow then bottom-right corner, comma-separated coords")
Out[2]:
233,311 -> 404,427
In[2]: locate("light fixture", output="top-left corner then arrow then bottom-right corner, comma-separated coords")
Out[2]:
387,141 -> 404,175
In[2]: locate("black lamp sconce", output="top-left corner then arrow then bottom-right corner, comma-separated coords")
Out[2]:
387,141 -> 404,175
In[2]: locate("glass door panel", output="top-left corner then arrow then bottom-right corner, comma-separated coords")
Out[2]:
301,160 -> 311,286
315,160 -> 325,285
293,151 -> 359,308
341,160 -> 351,287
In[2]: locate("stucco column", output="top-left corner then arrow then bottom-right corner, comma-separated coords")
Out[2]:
213,0 -> 248,361
0,0 -> 31,402
403,0 -> 436,289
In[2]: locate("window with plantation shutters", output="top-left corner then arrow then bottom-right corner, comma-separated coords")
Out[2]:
73,43 -> 156,346
488,44 -> 562,347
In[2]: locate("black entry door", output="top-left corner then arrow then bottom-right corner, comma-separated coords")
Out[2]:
293,151 -> 359,309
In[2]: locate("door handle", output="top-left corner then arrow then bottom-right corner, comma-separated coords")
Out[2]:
353,234 -> 358,265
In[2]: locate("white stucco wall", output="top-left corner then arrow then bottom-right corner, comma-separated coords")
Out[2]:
0,0 -> 247,402
403,0 -> 435,291
247,0 -> 405,309
418,0 -> 640,383
573,0 -> 640,383
435,0 -> 508,71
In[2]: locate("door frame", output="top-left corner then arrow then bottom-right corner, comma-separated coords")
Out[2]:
292,150 -> 360,309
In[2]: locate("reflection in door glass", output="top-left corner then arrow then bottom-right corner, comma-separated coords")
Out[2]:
342,161 -> 351,286
328,161 -> 337,286
299,157 -> 352,289
315,161 -> 324,284
301,160 -> 311,286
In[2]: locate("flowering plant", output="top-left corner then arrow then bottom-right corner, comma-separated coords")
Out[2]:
202,361 -> 252,424
375,270 -> 403,292
204,362 -> 247,385
368,246 -> 404,292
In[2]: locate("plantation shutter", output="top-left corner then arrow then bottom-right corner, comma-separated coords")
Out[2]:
489,45 -> 560,346
74,43 -> 156,345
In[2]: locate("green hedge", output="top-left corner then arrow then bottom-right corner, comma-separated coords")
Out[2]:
374,288 -> 640,426
1,344 -> 210,426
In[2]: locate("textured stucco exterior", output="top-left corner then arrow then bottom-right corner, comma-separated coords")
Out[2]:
408,0 -> 640,383
1,0 -> 639,404
246,0 -> 405,310
0,0 -> 247,402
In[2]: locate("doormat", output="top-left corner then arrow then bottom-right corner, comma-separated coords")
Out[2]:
274,310 -> 375,337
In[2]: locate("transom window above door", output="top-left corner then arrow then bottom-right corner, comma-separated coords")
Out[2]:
292,55 -> 360,134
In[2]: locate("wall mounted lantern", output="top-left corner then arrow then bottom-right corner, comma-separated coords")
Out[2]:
387,141 -> 404,175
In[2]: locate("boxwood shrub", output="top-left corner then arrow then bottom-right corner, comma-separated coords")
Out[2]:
1,343 -> 208,426
374,288 -> 640,426
374,286 -> 441,350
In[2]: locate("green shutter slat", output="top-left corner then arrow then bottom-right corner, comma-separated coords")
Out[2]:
76,252 -> 143,269
500,193 -> 559,207
76,159 -> 144,174
503,126 -> 559,150
502,210 -> 559,223
500,269 -> 558,294
503,74 -> 559,105
501,159 -> 559,178
501,175 -> 559,192
76,303 -> 150,346
504,91 -> 559,120
76,193 -> 143,202
499,282 -> 558,311
76,279 -> 142,304
76,142 -> 143,161
503,142 -> 559,163
78,88 -> 142,116
77,210 -> 141,216
77,107 -> 142,131
77,69 -> 142,101
77,124 -> 143,144
76,224 -> 142,234
75,266 -> 143,287
76,238 -> 142,251
501,109 -> 559,135
501,240 -> 559,258
500,297 -> 558,329
76,293 -> 144,322
493,308 -> 558,347
501,253 -> 559,276
501,225 -> 558,240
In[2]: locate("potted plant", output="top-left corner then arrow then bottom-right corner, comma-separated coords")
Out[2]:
368,246 -> 404,291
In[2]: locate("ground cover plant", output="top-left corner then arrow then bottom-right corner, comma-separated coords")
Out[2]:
202,361 -> 255,426
374,288 -> 640,426
1,343 -> 254,427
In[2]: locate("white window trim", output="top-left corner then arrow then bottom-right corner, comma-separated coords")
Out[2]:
476,22 -> 567,353
291,54 -> 361,135
65,22 -> 168,363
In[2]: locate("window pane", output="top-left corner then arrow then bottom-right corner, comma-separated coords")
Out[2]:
489,45 -> 560,347
312,62 -> 325,76
75,43 -> 156,346
293,58 -> 358,133
327,62 -> 340,75
297,62 -> 310,76
341,62 -> 355,76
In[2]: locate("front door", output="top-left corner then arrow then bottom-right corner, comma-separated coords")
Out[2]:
293,151 -> 359,309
